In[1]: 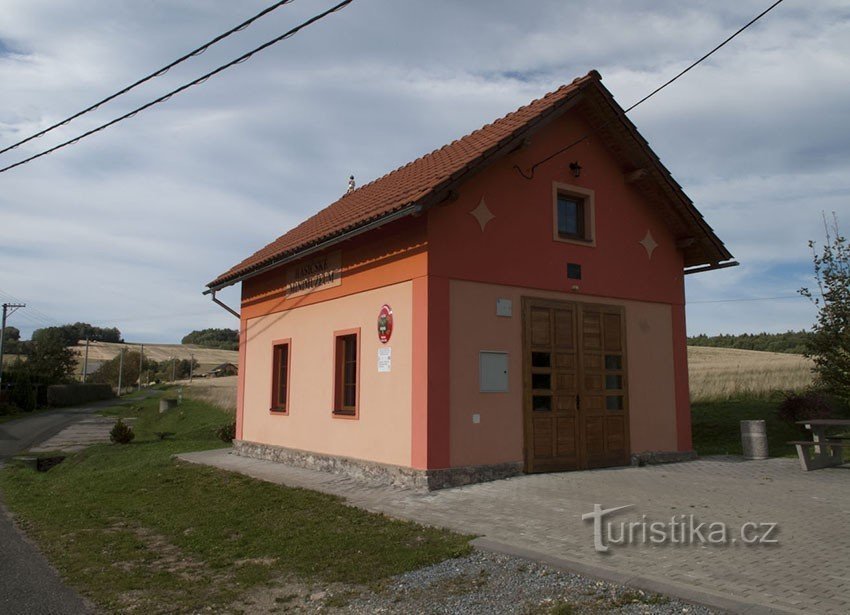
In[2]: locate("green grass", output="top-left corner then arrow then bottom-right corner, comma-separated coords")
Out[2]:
691,396 -> 802,457
0,395 -> 471,613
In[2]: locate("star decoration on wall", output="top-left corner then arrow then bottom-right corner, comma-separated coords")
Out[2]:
469,197 -> 495,232
639,230 -> 658,259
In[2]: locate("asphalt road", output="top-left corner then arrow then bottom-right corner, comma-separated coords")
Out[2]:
0,398 -> 145,615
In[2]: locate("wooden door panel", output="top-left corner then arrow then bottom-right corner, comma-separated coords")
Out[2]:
554,309 -> 575,348
583,373 -> 604,391
583,353 -> 602,370
579,305 -> 630,469
530,308 -> 551,346
525,299 -> 628,473
554,372 -> 577,391
584,417 -> 605,457
532,417 -> 554,459
603,313 -> 623,351
605,416 -> 626,451
554,353 -> 576,369
555,417 -> 577,456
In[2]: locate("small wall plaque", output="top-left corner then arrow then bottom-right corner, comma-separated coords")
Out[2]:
496,298 -> 513,317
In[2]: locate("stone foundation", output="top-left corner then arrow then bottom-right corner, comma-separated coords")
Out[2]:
630,450 -> 697,467
233,440 -> 524,491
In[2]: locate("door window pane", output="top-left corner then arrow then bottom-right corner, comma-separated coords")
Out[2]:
532,373 -> 552,390
604,354 -> 622,370
605,375 -> 623,390
533,395 -> 552,412
606,395 -> 624,411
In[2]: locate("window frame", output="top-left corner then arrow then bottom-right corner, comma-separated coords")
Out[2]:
269,339 -> 291,414
332,328 -> 360,419
552,182 -> 595,246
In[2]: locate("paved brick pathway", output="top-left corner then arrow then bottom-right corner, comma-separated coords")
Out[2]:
177,450 -> 850,614
29,416 -> 133,453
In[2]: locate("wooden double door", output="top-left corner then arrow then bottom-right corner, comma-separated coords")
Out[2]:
522,298 -> 630,473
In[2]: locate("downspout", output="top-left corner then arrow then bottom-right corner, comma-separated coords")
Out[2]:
210,290 -> 240,319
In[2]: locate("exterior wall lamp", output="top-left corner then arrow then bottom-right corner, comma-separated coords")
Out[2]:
569,161 -> 582,178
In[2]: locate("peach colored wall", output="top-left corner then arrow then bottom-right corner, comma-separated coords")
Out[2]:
448,280 -> 678,468
241,281 -> 414,467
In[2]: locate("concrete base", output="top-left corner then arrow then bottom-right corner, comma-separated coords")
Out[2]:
233,440 -> 523,491
630,450 -> 697,467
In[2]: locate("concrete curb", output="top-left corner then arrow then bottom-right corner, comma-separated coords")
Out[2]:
471,537 -> 799,615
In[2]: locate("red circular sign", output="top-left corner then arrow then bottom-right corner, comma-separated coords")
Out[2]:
378,304 -> 393,343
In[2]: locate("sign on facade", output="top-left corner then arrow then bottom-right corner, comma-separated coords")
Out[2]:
285,250 -> 342,297
377,347 -> 392,373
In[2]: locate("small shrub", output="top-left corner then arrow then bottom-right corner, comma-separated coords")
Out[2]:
0,402 -> 19,416
110,419 -> 135,444
216,421 -> 236,443
777,390 -> 835,426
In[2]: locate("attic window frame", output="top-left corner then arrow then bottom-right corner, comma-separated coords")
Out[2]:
552,182 -> 596,246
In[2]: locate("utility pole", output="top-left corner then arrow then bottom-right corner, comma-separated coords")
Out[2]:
0,302 -> 25,391
81,337 -> 90,383
138,344 -> 144,391
171,357 -> 176,382
117,347 -> 125,396
189,354 -> 194,383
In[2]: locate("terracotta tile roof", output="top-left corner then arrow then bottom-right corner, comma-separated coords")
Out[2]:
208,72 -> 597,288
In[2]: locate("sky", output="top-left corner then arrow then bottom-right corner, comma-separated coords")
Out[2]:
0,0 -> 848,343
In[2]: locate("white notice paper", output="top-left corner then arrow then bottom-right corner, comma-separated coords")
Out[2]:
377,347 -> 392,373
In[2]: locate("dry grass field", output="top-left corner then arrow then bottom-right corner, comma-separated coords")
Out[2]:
688,346 -> 814,402
167,347 -> 814,410
71,341 -> 238,376
181,375 -> 237,412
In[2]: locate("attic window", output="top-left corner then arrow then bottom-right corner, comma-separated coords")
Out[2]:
552,183 -> 595,246
557,195 -> 586,239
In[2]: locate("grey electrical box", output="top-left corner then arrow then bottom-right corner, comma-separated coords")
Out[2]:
479,351 -> 509,392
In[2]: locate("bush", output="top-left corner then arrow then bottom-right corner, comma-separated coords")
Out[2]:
47,384 -> 114,407
215,421 -> 236,443
777,390 -> 836,426
110,419 -> 135,444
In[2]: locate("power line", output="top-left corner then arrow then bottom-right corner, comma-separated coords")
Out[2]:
515,0 -> 787,180
0,289 -> 59,325
0,0 -> 295,157
0,0 -> 354,175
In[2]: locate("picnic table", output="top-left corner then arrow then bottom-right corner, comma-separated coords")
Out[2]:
791,419 -> 850,471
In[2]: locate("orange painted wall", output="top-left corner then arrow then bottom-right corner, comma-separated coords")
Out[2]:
241,281 -> 414,467
241,217 -> 427,320
448,280 -> 679,467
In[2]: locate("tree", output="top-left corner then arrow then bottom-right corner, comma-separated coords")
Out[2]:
1,325 -> 21,355
800,214 -> 850,401
32,323 -> 122,347
89,351 -> 156,388
4,329 -> 77,410
181,328 -> 239,350
24,329 -> 78,384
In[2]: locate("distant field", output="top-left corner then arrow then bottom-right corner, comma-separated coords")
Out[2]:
168,347 -> 814,408
71,341 -> 238,375
182,375 -> 237,412
688,346 -> 813,402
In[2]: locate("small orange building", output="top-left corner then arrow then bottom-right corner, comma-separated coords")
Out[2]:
207,71 -> 733,489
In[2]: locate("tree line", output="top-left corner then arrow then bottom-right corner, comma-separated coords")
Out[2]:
181,328 -> 238,350
687,330 -> 811,355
